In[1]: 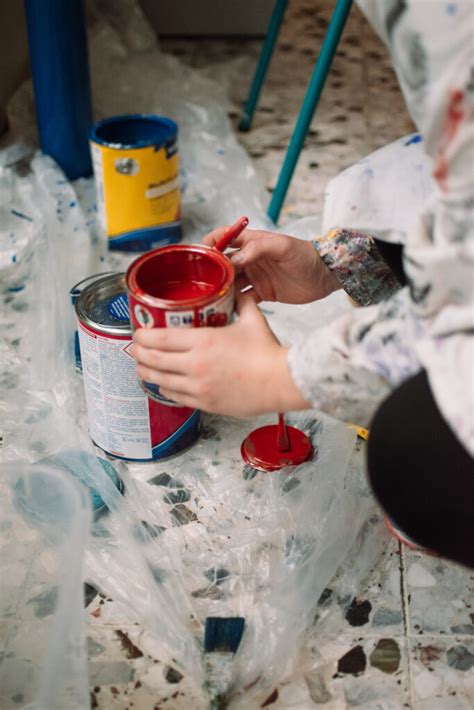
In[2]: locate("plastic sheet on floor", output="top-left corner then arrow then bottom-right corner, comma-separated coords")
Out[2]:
0,0 -> 387,707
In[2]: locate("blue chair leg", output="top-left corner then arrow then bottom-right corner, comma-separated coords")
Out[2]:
239,0 -> 289,132
267,0 -> 353,223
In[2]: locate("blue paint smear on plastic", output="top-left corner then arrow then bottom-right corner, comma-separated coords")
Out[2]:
405,134 -> 422,146
11,209 -> 33,222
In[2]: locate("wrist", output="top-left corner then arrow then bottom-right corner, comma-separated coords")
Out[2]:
266,346 -> 311,413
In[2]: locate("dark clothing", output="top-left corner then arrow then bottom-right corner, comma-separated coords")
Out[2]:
367,369 -> 474,568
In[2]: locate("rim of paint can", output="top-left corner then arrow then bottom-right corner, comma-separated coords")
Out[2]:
75,272 -> 131,336
90,114 -> 177,149
126,244 -> 234,310
70,271 -> 116,303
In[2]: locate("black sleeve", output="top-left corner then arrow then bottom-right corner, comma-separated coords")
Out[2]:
374,240 -> 406,287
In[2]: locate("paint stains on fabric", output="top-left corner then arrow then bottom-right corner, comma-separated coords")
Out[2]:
369,638 -> 401,674
345,598 -> 372,626
434,89 -> 465,191
337,645 -> 367,675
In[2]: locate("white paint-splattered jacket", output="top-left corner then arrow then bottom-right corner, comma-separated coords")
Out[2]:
288,0 -> 474,454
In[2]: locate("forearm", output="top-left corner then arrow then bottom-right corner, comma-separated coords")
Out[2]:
287,288 -> 421,426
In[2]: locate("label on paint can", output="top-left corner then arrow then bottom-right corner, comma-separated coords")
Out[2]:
78,322 -> 153,459
75,273 -> 201,461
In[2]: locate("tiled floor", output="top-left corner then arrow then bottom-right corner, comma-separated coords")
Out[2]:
161,0 -> 414,223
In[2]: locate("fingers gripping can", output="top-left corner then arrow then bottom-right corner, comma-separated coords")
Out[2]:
75,273 -> 200,461
126,244 -> 234,404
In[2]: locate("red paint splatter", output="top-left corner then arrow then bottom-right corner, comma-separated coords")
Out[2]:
433,89 -> 465,192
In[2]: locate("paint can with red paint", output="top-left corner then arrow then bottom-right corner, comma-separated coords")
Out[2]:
126,244 -> 234,404
75,272 -> 201,461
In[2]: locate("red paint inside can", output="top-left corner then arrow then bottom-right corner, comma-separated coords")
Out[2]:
129,246 -> 230,305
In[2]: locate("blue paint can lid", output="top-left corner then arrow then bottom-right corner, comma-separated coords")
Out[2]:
90,114 -> 177,150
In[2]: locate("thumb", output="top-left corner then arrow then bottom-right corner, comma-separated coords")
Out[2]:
235,287 -> 264,322
201,225 -> 229,247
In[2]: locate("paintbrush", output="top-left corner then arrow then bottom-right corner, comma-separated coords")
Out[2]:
214,216 -> 249,253
204,616 -> 245,709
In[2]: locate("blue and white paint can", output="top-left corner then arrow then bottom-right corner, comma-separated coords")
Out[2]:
75,272 -> 201,461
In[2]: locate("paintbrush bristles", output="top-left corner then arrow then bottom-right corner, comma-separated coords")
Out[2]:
204,617 -> 245,654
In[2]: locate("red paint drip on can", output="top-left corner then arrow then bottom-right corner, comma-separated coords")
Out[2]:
75,273 -> 200,461
126,244 -> 234,403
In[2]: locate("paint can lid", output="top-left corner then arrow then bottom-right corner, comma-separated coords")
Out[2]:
75,272 -> 131,335
90,114 -> 177,150
241,423 -> 313,472
70,272 -> 116,305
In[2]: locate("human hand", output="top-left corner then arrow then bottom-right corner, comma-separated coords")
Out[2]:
132,290 -> 310,417
203,226 -> 340,304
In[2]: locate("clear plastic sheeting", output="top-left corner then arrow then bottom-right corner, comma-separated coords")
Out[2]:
0,463 -> 91,710
0,0 -> 387,706
0,150 -> 384,705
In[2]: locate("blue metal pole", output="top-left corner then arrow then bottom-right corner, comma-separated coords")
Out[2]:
267,0 -> 353,223
239,0 -> 288,132
24,0 -> 93,179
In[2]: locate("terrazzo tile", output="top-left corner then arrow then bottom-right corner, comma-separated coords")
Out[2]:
410,636 -> 474,709
404,549 -> 474,637
86,626 -> 206,709
301,635 -> 411,708
313,522 -> 405,639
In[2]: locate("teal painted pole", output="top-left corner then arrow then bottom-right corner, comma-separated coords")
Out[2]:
239,0 -> 288,132
268,0 -> 353,223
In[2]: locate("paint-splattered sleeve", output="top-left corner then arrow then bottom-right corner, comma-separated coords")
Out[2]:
314,229 -> 402,307
289,1 -> 474,454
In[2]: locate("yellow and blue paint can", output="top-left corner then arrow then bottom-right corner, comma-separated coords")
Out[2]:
89,114 -> 182,252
